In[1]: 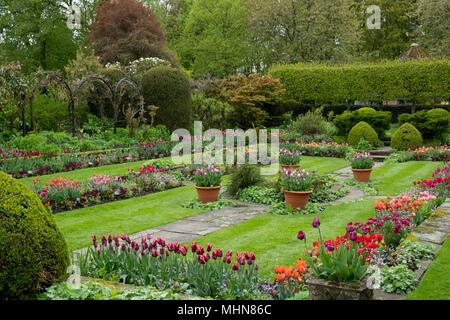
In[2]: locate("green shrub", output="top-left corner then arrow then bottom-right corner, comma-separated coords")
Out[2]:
191,91 -> 233,129
269,60 -> 450,105
399,108 -> 449,139
292,107 -> 327,136
32,93 -> 70,131
0,172 -> 69,298
334,108 -> 391,138
391,123 -> 423,151
227,164 -> 263,197
348,122 -> 379,147
141,66 -> 192,130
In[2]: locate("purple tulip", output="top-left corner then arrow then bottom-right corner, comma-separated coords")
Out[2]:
349,231 -> 358,241
297,230 -> 306,240
312,217 -> 320,228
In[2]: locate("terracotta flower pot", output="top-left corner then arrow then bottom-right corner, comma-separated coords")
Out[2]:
195,185 -> 222,204
281,164 -> 300,172
352,168 -> 373,183
307,277 -> 373,300
283,189 -> 313,210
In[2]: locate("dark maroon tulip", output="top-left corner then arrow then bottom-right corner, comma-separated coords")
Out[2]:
191,242 -> 198,253
152,248 -> 158,257
250,252 -> 256,261
232,262 -> 239,271
350,231 -> 358,241
207,243 -> 212,252
297,230 -> 305,240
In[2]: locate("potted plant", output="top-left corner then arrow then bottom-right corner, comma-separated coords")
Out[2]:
280,168 -> 314,210
298,218 -> 378,300
193,164 -> 222,203
279,148 -> 301,171
351,152 -> 374,183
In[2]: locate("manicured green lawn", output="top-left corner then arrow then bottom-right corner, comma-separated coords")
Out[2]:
372,161 -> 443,195
262,156 -> 349,176
190,199 -> 375,277
407,237 -> 450,300
55,185 -> 206,251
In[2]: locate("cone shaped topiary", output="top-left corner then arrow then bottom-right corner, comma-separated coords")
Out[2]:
348,121 -> 379,147
0,172 -> 69,298
391,123 -> 423,151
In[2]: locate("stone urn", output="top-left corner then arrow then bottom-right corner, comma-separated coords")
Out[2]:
283,189 -> 313,211
352,168 -> 373,183
307,277 -> 373,300
195,185 -> 222,204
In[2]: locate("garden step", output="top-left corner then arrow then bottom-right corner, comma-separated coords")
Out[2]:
369,147 -> 393,156
372,155 -> 387,162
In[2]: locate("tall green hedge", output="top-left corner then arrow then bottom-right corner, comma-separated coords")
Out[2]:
141,66 -> 192,130
269,60 -> 450,104
0,172 -> 69,298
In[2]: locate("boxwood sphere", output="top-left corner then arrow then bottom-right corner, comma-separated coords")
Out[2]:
0,172 -> 69,298
348,121 -> 379,147
391,123 -> 423,151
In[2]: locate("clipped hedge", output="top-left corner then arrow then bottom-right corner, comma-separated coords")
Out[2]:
391,123 -> 423,151
399,108 -> 450,139
269,60 -> 450,104
334,108 -> 391,138
141,66 -> 192,130
348,121 -> 379,147
0,172 -> 69,298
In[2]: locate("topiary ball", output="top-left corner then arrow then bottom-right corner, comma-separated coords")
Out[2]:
348,121 -> 379,147
391,123 -> 423,151
0,172 -> 69,299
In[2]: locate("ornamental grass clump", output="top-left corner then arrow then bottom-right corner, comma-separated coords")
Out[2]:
279,148 -> 301,165
350,152 -> 374,169
280,168 -> 314,192
77,233 -> 259,299
193,164 -> 222,187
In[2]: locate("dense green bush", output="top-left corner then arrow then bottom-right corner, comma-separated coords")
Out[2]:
191,91 -> 233,129
0,172 -> 69,298
227,164 -> 263,197
334,108 -> 391,138
348,121 -> 379,147
141,66 -> 192,130
269,60 -> 450,105
292,107 -> 327,136
391,123 -> 423,151
32,93 -> 70,132
399,108 -> 450,139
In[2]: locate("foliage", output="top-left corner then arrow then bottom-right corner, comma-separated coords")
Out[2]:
351,0 -> 418,59
356,137 -> 374,151
334,108 -> 390,139
415,0 -> 450,58
88,0 -> 167,65
227,164 -> 263,197
236,186 -> 283,205
344,179 -> 378,196
348,122 -> 379,148
350,152 -> 374,170
246,0 -> 358,69
399,108 -> 450,140
268,201 -> 326,216
288,141 -> 350,158
179,0 -> 251,78
270,60 -> 450,107
214,73 -> 286,129
40,280 -> 182,300
391,123 -> 423,151
386,241 -> 435,271
191,91 -> 233,129
292,107 -> 328,136
0,171 -> 69,299
141,66 -> 192,130
381,264 -> 418,294
182,199 -> 233,210
64,49 -> 104,84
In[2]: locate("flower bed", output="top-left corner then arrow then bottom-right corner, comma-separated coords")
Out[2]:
31,165 -> 183,213
1,139 -> 174,178
291,141 -> 350,158
77,234 -> 263,299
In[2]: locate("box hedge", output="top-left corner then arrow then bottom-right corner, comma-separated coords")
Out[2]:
391,123 -> 423,151
399,108 -> 450,139
0,172 -> 69,299
269,60 -> 450,105
334,108 -> 391,138
348,121 -> 379,147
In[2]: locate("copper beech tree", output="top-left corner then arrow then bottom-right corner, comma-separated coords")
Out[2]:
88,0 -> 167,65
